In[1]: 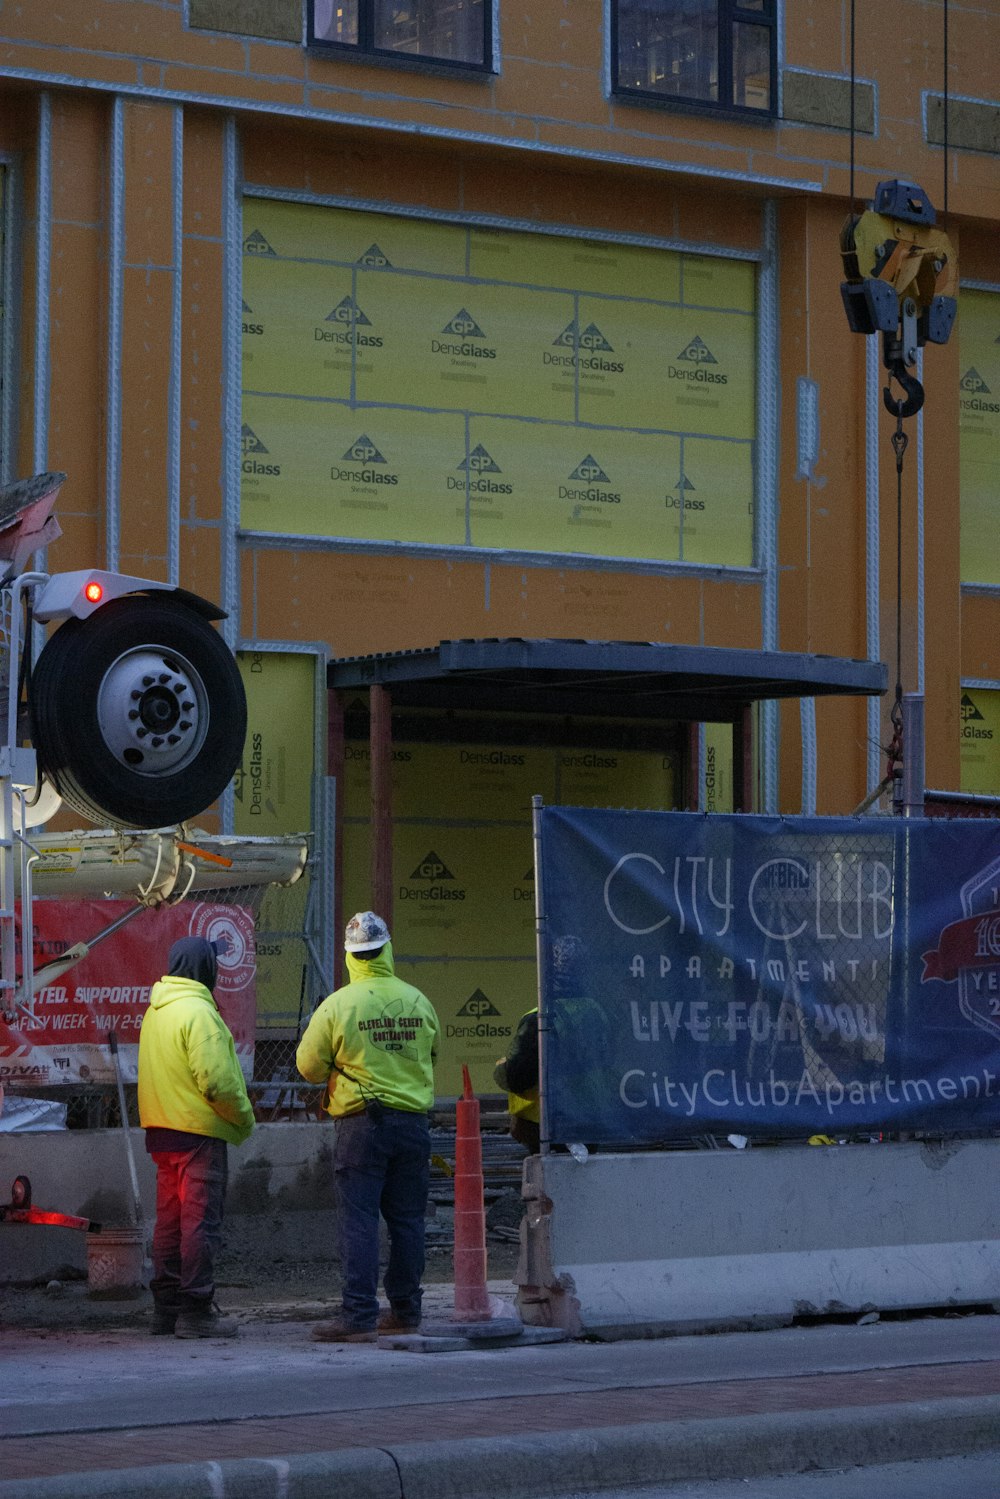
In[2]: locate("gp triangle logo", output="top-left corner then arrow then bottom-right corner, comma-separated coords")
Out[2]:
677,335 -> 718,365
443,309 -> 486,338
241,424 -> 269,455
570,455 -> 610,483
961,367 -> 990,394
357,242 -> 392,267
343,434 -> 386,464
326,295 -> 372,326
410,851 -> 455,881
244,229 -> 276,256
457,989 -> 501,1017
961,693 -> 985,722
459,444 -> 501,474
242,298 -> 253,313
554,320 -> 614,352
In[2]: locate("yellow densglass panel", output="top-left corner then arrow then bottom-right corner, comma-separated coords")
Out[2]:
354,271 -> 575,421
242,257 -> 354,401
681,255 -> 756,312
959,291 -> 1000,585
960,689 -> 1000,794
234,650 -> 316,835
240,394 -> 465,544
679,438 -> 755,566
555,747 -> 677,809
393,957 -> 536,1098
469,227 -> 682,302
469,417 -> 681,561
245,199 -> 467,275
703,723 -> 734,813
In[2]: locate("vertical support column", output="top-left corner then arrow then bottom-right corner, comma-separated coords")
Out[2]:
902,693 -> 925,817
369,683 -> 393,929
328,687 -> 345,987
865,335 -> 882,797
32,92 -> 52,482
757,199 -> 779,814
105,96 -> 125,572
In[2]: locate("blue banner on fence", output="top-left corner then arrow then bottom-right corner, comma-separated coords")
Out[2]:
538,808 -> 1000,1144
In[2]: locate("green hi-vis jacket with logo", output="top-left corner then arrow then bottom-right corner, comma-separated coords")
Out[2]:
138,976 -> 255,1145
295,943 -> 439,1117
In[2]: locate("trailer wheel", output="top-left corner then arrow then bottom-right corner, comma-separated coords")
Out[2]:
30,594 -> 247,829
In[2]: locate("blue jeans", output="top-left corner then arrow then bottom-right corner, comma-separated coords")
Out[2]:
150,1136 -> 228,1312
334,1107 -> 430,1330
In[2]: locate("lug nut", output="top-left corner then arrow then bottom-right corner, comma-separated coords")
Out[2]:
142,676 -> 154,687
137,728 -> 148,739
182,701 -> 194,712
128,710 -> 139,721
179,720 -> 191,731
157,674 -> 170,684
131,690 -> 142,701
167,733 -> 180,745
151,736 -> 164,747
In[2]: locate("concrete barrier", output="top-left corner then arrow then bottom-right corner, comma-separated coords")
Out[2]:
516,1138 -> 1000,1335
0,1122 -> 333,1283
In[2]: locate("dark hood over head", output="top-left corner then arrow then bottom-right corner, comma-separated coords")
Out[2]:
166,936 -> 218,990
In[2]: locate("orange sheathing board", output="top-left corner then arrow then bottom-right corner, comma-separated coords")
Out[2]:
504,0 -> 602,69
241,128 -> 464,214
247,43 -> 309,84
247,548 -> 485,655
699,579 -> 762,649
119,260 -> 173,574
182,112 -> 226,239
482,565 -> 716,645
179,122 -> 225,546
815,696 -> 871,815
776,200 -> 868,664
47,511 -> 101,578
123,102 -> 177,258
493,60 -> 611,128
961,597 -> 1000,683
48,224 -> 104,504
180,240 -> 225,523
51,95 -> 104,221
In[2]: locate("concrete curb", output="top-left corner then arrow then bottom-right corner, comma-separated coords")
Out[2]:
2,1396 -> 998,1499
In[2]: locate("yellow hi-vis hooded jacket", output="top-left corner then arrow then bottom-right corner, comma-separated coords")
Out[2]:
295,943 -> 438,1117
138,976 -> 255,1145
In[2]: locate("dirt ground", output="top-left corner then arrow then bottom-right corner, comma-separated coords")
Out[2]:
0,1209 -> 522,1332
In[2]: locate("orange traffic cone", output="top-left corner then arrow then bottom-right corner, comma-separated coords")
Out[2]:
452,1064 -> 491,1322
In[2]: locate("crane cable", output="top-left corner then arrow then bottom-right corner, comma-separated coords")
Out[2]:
849,0 -> 952,800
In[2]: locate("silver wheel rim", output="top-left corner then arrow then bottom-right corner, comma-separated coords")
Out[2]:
96,644 -> 209,777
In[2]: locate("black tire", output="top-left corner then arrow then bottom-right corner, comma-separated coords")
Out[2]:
30,594 -> 247,829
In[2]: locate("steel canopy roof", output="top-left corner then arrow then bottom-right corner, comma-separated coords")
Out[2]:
329,639 -> 886,723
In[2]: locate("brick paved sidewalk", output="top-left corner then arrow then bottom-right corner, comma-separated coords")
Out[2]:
3,1356 -> 999,1483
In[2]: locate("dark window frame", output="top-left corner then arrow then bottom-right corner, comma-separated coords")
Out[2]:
306,0 -> 494,76
610,0 -> 778,121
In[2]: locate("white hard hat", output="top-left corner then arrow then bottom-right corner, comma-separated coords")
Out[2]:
344,910 -> 391,952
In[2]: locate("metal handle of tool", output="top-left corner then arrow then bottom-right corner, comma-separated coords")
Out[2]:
109,1028 -> 144,1234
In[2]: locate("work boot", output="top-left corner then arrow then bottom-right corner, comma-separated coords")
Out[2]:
377,1307 -> 421,1334
174,1305 -> 239,1339
150,1307 -> 178,1336
311,1316 -> 377,1344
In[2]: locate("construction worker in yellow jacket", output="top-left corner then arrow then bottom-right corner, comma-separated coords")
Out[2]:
296,911 -> 439,1343
138,935 -> 254,1339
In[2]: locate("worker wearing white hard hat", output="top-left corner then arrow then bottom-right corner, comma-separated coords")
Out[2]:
296,910 -> 439,1342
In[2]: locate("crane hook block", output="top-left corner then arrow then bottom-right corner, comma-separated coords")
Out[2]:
840,178 -> 958,350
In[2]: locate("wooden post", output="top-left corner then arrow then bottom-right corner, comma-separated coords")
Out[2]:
369,683 -> 393,930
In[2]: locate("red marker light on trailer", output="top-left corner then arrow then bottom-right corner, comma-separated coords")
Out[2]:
84,581 -> 104,604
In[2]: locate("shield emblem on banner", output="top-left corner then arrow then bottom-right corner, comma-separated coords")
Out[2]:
958,856 -> 1000,1041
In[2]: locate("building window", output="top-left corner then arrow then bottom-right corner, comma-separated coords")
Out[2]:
612,0 -> 776,117
309,0 -> 492,71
